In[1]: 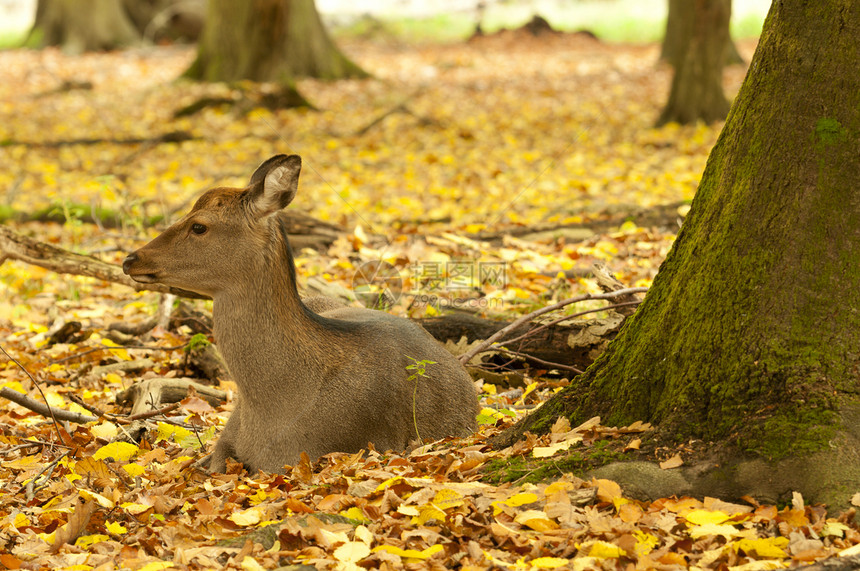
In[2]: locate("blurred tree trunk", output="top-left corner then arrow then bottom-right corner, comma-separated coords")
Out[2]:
657,0 -> 731,125
661,0 -> 743,67
499,0 -> 860,511
185,0 -> 366,82
121,0 -> 205,43
27,0 -> 140,53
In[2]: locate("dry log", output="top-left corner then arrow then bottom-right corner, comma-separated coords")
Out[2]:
0,224 -> 204,298
115,378 -> 227,416
0,214 -> 341,296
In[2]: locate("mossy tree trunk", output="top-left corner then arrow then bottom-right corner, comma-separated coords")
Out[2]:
27,0 -> 140,53
660,0 -> 743,67
503,0 -> 860,508
657,0 -> 731,125
184,0 -> 366,83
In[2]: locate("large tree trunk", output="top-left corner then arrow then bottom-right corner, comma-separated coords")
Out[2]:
503,0 -> 860,511
660,0 -> 743,67
27,0 -> 140,53
185,0 -> 366,82
657,0 -> 731,125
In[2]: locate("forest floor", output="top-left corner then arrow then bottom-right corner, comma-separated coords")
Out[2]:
1,30 -> 859,570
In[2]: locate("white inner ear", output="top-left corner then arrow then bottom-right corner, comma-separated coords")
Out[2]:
258,165 -> 291,213
264,165 -> 289,195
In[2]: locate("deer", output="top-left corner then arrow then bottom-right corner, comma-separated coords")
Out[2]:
122,155 -> 479,473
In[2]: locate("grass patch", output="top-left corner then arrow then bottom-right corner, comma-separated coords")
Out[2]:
331,0 -> 768,45
0,30 -> 27,50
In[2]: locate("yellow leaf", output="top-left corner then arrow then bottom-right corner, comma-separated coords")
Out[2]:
90,421 -> 118,441
588,540 -> 625,558
373,544 -> 443,560
514,509 -> 559,532
544,481 -> 574,496
595,479 -> 623,502
685,509 -> 731,525
106,521 -> 127,535
533,437 -> 581,458
101,338 -> 131,361
504,492 -> 539,507
121,502 -> 152,515
137,563 -> 174,571
1,454 -> 41,469
482,383 -> 497,395
122,463 -> 146,477
78,489 -> 115,509
340,506 -> 370,523
688,523 -> 742,539
229,507 -> 264,526
659,453 -> 684,469
731,537 -> 789,558
103,372 -> 123,385
633,530 -> 659,556
75,533 -> 109,549
334,541 -> 371,563
93,442 -> 139,462
528,556 -> 569,568
240,557 -> 266,571
516,382 -> 538,406
13,513 -> 30,528
822,521 -> 849,537
44,391 -> 65,408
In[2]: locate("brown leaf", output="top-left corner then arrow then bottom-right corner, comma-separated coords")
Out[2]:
50,499 -> 96,553
659,454 -> 683,470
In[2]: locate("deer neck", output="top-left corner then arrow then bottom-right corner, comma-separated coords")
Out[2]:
211,218 -> 333,407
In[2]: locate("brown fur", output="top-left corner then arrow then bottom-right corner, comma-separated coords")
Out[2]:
123,155 -> 478,473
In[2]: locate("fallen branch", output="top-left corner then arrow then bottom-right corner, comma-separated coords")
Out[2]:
0,225 -> 206,299
116,378 -> 227,416
0,386 -> 99,424
458,287 -> 648,365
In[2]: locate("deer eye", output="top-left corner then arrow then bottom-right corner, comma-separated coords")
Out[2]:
190,223 -> 208,235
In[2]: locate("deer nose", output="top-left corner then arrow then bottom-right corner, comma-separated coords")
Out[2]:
122,253 -> 138,275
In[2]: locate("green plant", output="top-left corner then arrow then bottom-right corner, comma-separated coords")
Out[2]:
406,356 -> 436,442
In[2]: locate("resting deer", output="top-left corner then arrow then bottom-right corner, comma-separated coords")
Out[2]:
123,155 -> 478,473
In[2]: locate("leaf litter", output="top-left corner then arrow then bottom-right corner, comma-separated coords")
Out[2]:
1,31 -> 859,570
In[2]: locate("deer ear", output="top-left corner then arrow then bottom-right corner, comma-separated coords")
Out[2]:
247,155 -> 301,216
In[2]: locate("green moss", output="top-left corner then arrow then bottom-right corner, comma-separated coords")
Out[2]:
481,440 -> 630,485
739,404 -> 837,460
814,117 -> 846,146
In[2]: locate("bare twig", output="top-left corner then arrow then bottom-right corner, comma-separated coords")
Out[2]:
458,287 -> 648,365
501,300 -> 641,348
125,401 -> 181,422
26,450 -> 70,500
0,344 -> 70,437
68,394 -> 106,419
490,347 -> 584,374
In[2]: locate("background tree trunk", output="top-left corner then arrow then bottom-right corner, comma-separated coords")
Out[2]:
27,0 -> 140,53
185,0 -> 366,82
657,0 -> 731,125
660,0 -> 743,67
503,0 -> 860,510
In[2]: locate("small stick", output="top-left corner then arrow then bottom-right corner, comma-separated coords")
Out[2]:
500,300 -> 642,348
0,343 -> 78,437
490,347 -> 584,374
458,288 -> 648,365
125,401 -> 181,422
